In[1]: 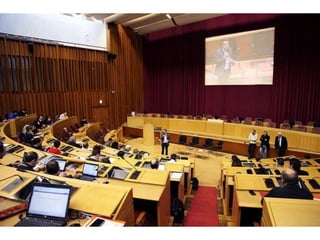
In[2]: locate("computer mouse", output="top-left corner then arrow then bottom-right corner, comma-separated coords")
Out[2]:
69,223 -> 81,227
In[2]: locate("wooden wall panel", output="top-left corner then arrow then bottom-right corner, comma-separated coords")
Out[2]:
0,24 -> 143,129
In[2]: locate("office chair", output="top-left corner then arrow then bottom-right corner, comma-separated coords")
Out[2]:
213,141 -> 223,155
178,135 -> 187,145
189,136 -> 199,146
202,138 -> 213,149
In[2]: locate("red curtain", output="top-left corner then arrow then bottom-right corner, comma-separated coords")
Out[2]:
143,14 -> 320,125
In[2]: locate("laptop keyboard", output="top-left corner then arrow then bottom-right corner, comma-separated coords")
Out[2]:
79,175 -> 96,181
15,217 -> 64,227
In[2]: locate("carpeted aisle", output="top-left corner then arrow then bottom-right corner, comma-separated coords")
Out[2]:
184,186 -> 219,226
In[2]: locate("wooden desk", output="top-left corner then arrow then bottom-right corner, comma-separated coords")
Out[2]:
0,165 -> 135,226
261,197 -> 320,226
126,116 -> 320,157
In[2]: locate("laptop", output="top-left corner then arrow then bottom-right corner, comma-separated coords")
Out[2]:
15,183 -> 72,227
56,159 -> 67,171
78,163 -> 99,181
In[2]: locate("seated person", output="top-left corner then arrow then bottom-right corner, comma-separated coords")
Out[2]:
169,153 -> 178,162
33,115 -> 46,129
88,145 -> 104,162
231,155 -> 242,167
61,127 -> 72,142
45,159 -> 79,178
67,136 -> 81,148
289,158 -> 309,175
23,125 -> 35,145
150,158 -> 159,169
17,151 -> 45,172
80,117 -> 88,126
47,140 -> 62,155
262,168 -> 313,201
104,138 -> 113,147
31,137 -> 45,151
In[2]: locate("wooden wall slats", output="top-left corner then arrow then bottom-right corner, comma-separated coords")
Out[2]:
0,24 -> 144,129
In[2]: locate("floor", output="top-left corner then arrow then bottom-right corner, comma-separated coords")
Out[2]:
124,137 -> 238,226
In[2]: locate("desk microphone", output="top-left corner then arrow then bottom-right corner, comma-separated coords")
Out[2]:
0,174 -> 24,182
119,153 -> 138,171
16,168 -> 65,185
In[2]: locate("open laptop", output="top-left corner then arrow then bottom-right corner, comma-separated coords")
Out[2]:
78,163 -> 99,181
56,159 -> 67,171
15,183 -> 72,227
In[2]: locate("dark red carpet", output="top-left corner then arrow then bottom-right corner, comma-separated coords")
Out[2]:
184,186 -> 219,226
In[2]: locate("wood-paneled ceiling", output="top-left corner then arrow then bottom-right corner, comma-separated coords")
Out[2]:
68,13 -> 225,35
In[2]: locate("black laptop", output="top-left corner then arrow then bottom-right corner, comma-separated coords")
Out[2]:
15,183 -> 72,227
78,163 -> 99,181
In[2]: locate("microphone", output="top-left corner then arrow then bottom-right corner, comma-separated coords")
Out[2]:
119,152 -> 138,171
16,168 -> 65,185
0,174 -> 24,182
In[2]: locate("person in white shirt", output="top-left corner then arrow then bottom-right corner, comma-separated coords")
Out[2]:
160,129 -> 170,155
248,129 -> 258,159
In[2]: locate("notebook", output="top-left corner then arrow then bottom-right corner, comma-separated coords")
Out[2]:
78,163 -> 99,181
15,183 -> 72,227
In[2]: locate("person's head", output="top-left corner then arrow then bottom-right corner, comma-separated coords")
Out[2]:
92,145 -> 101,156
277,157 -> 284,166
263,130 -> 268,135
46,160 -> 60,175
151,158 -> 159,169
289,158 -> 302,171
53,140 -> 61,148
170,153 -> 177,161
222,40 -> 230,50
277,132 -> 282,137
252,129 -> 256,134
117,150 -> 125,159
231,155 -> 242,166
281,168 -> 298,185
23,151 -> 39,166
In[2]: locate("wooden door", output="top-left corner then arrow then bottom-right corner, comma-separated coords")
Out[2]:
92,106 -> 109,129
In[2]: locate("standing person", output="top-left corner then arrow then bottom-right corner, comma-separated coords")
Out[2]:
215,39 -> 235,81
160,129 -> 170,156
274,132 -> 288,157
259,130 -> 270,158
248,129 -> 258,159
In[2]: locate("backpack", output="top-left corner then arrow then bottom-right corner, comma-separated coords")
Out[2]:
171,198 -> 184,224
191,177 -> 199,190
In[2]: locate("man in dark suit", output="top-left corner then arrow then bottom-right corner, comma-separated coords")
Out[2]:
215,39 -> 235,81
262,168 -> 313,200
274,132 -> 288,157
160,129 -> 170,156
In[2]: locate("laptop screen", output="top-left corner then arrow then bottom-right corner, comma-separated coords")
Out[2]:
82,163 -> 99,177
27,183 -> 71,220
56,159 -> 67,171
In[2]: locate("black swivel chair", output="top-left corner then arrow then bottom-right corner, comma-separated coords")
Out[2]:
189,136 -> 199,146
202,138 -> 213,149
178,135 -> 187,145
213,141 -> 224,154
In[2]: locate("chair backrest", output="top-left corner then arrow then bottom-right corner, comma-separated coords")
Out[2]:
179,135 -> 187,143
192,136 -> 199,144
205,138 -> 213,146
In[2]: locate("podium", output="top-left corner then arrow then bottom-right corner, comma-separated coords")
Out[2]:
143,123 -> 154,146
